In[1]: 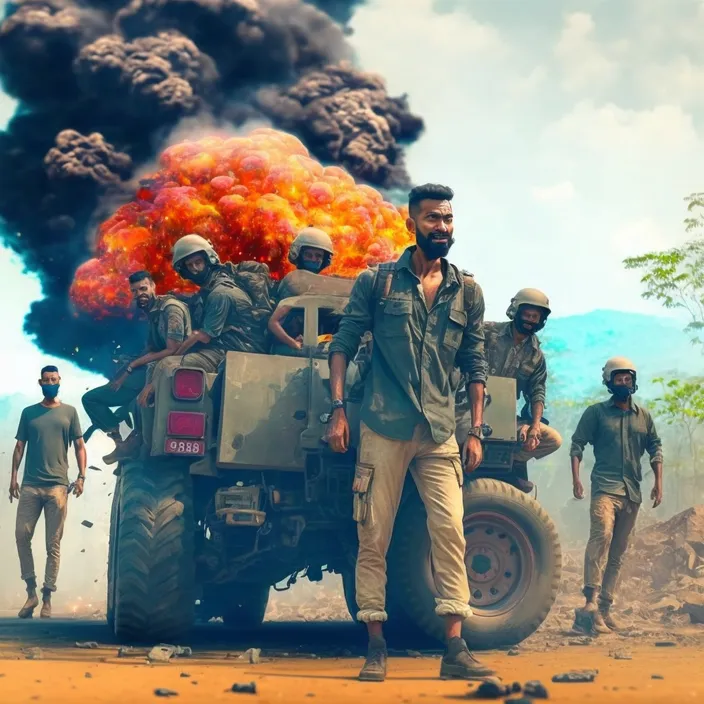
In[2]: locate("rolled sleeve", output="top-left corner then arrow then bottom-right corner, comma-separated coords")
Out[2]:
570,406 -> 596,459
455,280 -> 487,385
528,355 -> 547,405
164,304 -> 187,342
201,289 -> 231,340
646,413 -> 664,465
329,269 -> 375,361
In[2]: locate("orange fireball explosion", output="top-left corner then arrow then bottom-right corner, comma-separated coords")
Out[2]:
70,127 -> 413,317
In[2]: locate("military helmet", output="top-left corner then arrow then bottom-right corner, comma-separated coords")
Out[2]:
506,288 -> 551,320
172,234 -> 220,272
288,227 -> 334,265
602,356 -> 637,386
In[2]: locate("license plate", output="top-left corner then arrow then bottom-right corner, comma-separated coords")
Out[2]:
164,438 -> 205,456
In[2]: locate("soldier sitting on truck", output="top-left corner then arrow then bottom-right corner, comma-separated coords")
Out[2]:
467,288 -> 562,493
82,270 -> 192,464
268,227 -> 335,351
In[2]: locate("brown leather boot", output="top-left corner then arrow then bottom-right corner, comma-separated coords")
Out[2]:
599,604 -> 621,631
104,431 -> 142,465
358,636 -> 388,682
102,430 -> 124,465
582,599 -> 611,634
18,593 -> 39,619
40,598 -> 52,619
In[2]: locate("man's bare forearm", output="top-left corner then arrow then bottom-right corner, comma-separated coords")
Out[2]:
175,330 -> 210,356
330,352 -> 349,403
11,442 -> 24,477
530,401 -> 544,427
652,461 -> 663,486
468,381 -> 485,427
570,455 -> 581,481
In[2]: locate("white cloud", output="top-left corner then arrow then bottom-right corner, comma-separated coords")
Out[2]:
554,12 -> 619,94
531,181 -> 575,203
544,101 -> 700,153
609,218 -> 670,258
641,56 -> 704,107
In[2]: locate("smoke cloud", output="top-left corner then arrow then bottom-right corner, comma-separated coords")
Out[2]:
0,0 -> 423,376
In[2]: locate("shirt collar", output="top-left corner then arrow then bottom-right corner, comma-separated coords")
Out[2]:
501,320 -> 540,349
394,246 -> 459,287
607,396 -> 640,414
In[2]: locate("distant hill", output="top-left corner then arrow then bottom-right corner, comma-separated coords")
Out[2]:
536,309 -> 700,401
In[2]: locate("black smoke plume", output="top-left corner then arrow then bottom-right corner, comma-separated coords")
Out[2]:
0,0 -> 424,376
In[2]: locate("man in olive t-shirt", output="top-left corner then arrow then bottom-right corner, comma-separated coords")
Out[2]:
9,365 -> 87,619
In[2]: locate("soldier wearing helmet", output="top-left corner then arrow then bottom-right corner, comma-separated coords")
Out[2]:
570,356 -> 663,634
268,228 -> 335,351
465,288 -> 561,493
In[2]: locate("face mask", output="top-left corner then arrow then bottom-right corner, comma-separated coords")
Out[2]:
300,260 -> 323,273
416,231 -> 454,260
514,318 -> 536,335
609,384 -> 632,402
42,384 -> 60,399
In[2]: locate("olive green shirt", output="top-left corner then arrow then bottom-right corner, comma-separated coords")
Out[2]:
569,397 -> 663,504
329,246 -> 487,444
146,295 -> 192,381
484,321 -> 547,405
16,403 -> 82,487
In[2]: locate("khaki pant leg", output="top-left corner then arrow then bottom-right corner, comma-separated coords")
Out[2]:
42,485 -> 68,592
513,422 -> 563,463
583,493 -> 618,593
15,486 -> 44,583
600,498 -> 639,604
354,422 -> 418,623
410,427 -> 472,620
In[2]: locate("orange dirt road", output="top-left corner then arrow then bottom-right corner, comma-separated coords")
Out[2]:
1,642 -> 703,703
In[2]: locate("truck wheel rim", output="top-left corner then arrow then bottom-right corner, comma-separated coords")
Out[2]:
425,511 -> 535,616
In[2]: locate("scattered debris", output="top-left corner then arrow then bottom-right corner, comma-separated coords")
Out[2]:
568,636 -> 593,646
609,649 -> 633,660
22,648 -> 42,660
470,681 -> 521,699
75,642 -> 98,649
81,520 -> 94,528
504,699 -> 532,704
180,673 -> 190,678
406,650 -> 422,658
523,681 -> 549,699
652,674 -> 664,680
118,646 -> 148,658
80,549 -> 86,553
154,688 -> 179,697
507,648 -> 520,656
231,682 -> 257,694
149,646 -> 176,663
245,648 -> 261,664
88,465 -> 102,472
655,641 -> 677,648
84,673 -> 92,679
552,670 -> 598,683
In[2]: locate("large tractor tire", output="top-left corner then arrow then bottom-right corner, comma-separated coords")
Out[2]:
112,460 -> 195,642
106,477 -> 121,632
388,478 -> 561,649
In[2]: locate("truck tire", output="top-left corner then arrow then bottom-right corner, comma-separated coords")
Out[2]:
106,477 -> 121,632
388,478 -> 561,649
113,460 -> 195,642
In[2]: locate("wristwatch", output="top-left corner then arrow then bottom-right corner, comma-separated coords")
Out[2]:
467,426 -> 483,440
331,399 -> 346,411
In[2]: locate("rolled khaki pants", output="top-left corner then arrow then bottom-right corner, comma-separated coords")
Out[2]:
583,492 -> 640,604
353,421 -> 472,623
513,421 -> 563,464
15,484 -> 68,592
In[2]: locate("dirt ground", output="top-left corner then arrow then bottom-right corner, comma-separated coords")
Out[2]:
0,618 -> 702,704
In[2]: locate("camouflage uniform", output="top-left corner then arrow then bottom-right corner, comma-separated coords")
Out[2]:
330,246 -> 487,624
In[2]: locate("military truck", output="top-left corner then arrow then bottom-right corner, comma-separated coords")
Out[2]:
106,270 -> 562,647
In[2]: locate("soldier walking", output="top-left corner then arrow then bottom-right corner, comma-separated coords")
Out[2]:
570,357 -> 663,633
327,183 -> 494,682
9,365 -> 86,619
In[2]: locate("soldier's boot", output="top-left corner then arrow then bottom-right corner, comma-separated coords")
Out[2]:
18,592 -> 39,619
358,636 -> 388,682
512,461 -> 534,494
582,597 -> 611,634
440,637 -> 495,680
40,589 -> 52,619
102,430 -> 124,465
107,430 -> 142,464
599,602 -> 621,631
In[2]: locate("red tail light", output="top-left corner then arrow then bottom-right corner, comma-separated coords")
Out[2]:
167,411 -> 206,438
173,368 -> 204,401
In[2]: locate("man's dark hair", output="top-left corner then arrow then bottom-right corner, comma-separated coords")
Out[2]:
408,183 -> 454,217
40,365 -> 59,377
128,270 -> 153,284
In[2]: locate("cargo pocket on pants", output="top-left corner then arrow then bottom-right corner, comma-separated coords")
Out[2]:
352,462 -> 374,525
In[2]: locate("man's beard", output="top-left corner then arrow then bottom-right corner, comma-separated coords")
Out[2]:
137,294 -> 155,310
416,231 -> 454,260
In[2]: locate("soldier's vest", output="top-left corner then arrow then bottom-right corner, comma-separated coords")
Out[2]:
147,295 -> 192,351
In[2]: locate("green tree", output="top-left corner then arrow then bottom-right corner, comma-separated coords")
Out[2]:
623,192 -> 704,346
